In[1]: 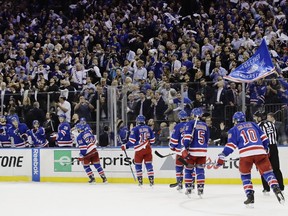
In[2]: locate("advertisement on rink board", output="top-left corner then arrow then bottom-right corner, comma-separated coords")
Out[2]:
0,149 -> 32,178
0,147 -> 288,183
38,147 -> 288,182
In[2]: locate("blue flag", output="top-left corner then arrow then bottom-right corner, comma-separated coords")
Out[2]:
224,39 -> 275,83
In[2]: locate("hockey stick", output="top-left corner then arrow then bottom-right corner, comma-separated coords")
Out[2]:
169,182 -> 179,188
177,157 -> 239,168
123,149 -> 137,181
63,157 -> 79,166
154,150 -> 175,158
190,115 -> 199,140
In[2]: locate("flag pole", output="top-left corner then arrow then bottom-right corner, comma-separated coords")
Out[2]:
242,82 -> 246,113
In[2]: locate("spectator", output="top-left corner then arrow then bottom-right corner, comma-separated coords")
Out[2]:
134,91 -> 153,120
267,112 -> 288,145
0,82 -> 12,114
158,122 -> 170,147
151,91 -> 168,126
43,112 -> 57,147
56,96 -> 71,123
98,126 -> 110,147
212,79 -> 228,127
74,95 -> 94,122
26,101 -> 46,128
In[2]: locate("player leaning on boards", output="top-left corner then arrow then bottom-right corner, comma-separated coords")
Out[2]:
216,111 -> 285,206
75,123 -> 107,184
121,115 -> 155,187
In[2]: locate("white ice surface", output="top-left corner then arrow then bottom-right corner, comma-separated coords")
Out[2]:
0,182 -> 286,216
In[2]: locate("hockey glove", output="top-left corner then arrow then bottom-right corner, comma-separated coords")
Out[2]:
78,154 -> 84,162
170,147 -> 176,152
50,133 -> 57,141
181,149 -> 189,159
121,144 -> 126,151
216,153 -> 225,167
21,133 -> 28,141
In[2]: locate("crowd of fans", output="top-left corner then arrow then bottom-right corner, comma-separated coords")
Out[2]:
0,0 -> 287,147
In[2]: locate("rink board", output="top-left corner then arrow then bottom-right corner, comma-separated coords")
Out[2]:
0,147 -> 288,184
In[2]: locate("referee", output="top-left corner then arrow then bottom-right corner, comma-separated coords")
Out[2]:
253,111 -> 285,193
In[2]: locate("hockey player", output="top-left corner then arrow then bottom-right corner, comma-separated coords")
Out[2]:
182,108 -> 209,197
0,115 -> 12,148
121,115 -> 155,186
216,111 -> 285,205
53,114 -> 73,147
75,123 -> 107,184
117,119 -> 130,146
169,110 -> 188,191
79,117 -> 92,132
28,120 -> 49,147
8,117 -> 30,148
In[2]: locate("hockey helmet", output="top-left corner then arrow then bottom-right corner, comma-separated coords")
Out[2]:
191,108 -> 203,117
75,123 -> 85,132
0,115 -> 6,121
80,117 -> 86,124
178,110 -> 188,120
233,111 -> 246,123
58,114 -> 66,119
33,120 -> 40,126
136,115 -> 146,124
11,116 -> 18,123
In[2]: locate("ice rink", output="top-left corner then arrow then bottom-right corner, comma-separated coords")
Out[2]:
0,182 -> 286,216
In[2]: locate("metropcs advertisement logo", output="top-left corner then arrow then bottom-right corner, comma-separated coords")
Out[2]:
53,150 -> 133,172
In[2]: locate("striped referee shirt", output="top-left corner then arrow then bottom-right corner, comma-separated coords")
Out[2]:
258,121 -> 278,145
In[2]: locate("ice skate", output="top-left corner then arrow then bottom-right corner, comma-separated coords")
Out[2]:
262,189 -> 270,196
244,191 -> 254,208
198,188 -> 204,198
273,186 -> 285,204
138,176 -> 143,187
176,183 -> 183,192
149,176 -> 154,187
197,184 -> 204,198
185,183 -> 193,198
88,176 -> 95,184
101,175 -> 108,184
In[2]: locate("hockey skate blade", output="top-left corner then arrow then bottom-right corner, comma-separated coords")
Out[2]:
245,203 -> 254,209
186,194 -> 192,199
276,196 -> 285,205
185,191 -> 192,198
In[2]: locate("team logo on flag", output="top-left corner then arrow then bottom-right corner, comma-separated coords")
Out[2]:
224,39 -> 275,83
